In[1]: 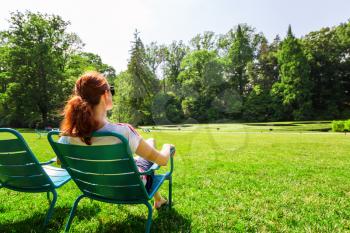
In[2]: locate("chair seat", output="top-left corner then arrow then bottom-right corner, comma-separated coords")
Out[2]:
148,173 -> 170,197
42,165 -> 71,188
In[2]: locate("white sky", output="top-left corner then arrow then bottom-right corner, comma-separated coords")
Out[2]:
0,0 -> 349,72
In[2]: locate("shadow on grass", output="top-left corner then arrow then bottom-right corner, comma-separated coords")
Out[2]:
0,204 -> 102,233
161,125 -> 192,128
295,121 -> 331,124
307,127 -> 331,132
95,207 -> 191,233
0,204 -> 190,233
244,123 -> 297,126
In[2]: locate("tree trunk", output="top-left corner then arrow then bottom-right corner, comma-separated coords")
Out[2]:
42,110 -> 48,127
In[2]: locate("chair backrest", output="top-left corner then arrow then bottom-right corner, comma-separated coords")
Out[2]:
0,128 -> 53,192
48,131 -> 149,202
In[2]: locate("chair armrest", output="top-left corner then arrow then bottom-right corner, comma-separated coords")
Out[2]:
138,146 -> 175,176
168,146 -> 175,176
40,157 -> 57,165
150,163 -> 161,171
139,163 -> 160,175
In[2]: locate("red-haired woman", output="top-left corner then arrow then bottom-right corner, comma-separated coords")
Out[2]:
58,71 -> 172,209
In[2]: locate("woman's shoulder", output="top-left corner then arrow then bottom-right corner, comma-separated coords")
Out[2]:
99,122 -> 140,136
99,122 -> 142,153
58,135 -> 70,144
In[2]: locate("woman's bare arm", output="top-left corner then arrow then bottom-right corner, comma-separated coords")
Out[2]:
135,138 -> 173,166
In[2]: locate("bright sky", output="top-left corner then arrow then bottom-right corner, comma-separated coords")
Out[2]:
0,0 -> 349,72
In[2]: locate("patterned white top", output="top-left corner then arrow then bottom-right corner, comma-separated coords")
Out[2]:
58,122 -> 142,153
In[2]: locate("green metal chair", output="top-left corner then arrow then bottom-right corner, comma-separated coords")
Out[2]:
0,128 -> 71,226
48,131 -> 175,233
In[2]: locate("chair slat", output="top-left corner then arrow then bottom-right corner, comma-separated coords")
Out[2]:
65,157 -> 135,174
75,179 -> 145,201
55,143 -> 129,160
0,163 -> 43,177
0,151 -> 34,165
42,165 -> 71,188
48,132 -> 150,202
68,168 -> 141,186
0,173 -> 51,188
0,139 -> 27,153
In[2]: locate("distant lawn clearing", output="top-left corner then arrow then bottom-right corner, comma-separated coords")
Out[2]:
1,122 -> 350,232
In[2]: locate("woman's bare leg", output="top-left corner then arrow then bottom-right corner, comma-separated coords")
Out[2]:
145,138 -> 168,208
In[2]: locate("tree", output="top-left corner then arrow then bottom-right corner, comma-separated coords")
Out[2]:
65,52 -> 116,84
242,35 -> 280,122
145,41 -> 167,75
151,92 -> 184,124
190,31 -> 217,51
112,71 -> 134,123
223,24 -> 255,97
178,50 -> 225,121
303,21 -> 350,119
242,85 -> 273,122
0,11 -> 82,127
114,31 -> 159,126
162,41 -> 188,90
273,25 -> 312,120
253,35 -> 280,91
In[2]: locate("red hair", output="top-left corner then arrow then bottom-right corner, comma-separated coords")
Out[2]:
60,71 -> 109,145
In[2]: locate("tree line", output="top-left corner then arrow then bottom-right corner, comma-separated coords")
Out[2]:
0,11 -> 349,127
113,22 -> 350,125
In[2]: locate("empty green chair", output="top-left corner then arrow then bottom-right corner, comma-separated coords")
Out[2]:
0,128 -> 71,226
48,131 -> 175,233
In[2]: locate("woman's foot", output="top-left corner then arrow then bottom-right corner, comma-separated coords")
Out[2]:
154,198 -> 168,209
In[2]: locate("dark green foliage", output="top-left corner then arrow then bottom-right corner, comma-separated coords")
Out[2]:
0,11 -> 115,128
224,25 -> 255,97
243,85 -> 273,122
178,50 -> 226,121
274,26 -> 313,120
303,21 -> 350,119
151,92 -> 184,124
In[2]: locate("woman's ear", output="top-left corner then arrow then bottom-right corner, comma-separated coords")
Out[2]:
100,91 -> 108,105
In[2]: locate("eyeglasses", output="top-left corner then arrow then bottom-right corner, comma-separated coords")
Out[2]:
109,86 -> 115,96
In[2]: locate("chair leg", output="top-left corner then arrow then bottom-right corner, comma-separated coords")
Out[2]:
145,202 -> 153,233
46,191 -> 51,204
65,195 -> 85,232
44,190 -> 57,227
168,176 -> 172,209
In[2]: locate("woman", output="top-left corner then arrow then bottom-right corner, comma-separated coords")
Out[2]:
59,71 -> 173,209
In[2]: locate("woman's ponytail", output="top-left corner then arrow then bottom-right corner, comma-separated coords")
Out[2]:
60,72 -> 108,145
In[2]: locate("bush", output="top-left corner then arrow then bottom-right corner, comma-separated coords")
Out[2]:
332,120 -> 350,132
344,120 -> 350,132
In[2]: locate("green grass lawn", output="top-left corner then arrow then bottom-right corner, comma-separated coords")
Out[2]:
1,122 -> 350,232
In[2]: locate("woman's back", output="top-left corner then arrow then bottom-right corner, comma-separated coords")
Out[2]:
59,122 -> 142,154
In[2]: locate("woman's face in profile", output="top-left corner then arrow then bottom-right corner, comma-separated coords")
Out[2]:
105,86 -> 113,111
